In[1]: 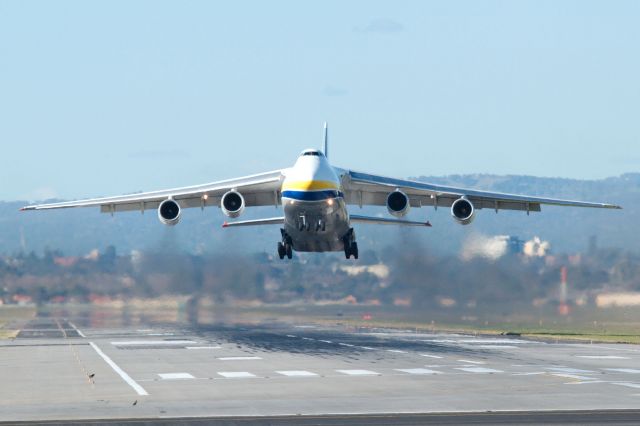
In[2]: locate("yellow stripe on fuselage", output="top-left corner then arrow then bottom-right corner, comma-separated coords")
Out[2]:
281,180 -> 339,191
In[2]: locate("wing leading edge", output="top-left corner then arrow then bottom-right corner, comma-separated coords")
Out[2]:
342,170 -> 621,212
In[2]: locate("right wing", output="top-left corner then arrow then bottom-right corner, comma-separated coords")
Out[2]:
21,169 -> 287,213
340,170 -> 622,212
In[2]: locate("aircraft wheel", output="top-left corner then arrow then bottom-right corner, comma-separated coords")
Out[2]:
277,242 -> 286,259
351,242 -> 359,260
285,243 -> 293,259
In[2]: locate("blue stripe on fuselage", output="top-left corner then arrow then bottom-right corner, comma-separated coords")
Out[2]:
282,190 -> 344,201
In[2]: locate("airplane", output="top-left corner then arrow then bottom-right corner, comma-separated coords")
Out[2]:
21,123 -> 621,260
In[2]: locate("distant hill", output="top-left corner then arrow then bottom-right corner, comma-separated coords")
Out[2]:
1,173 -> 637,256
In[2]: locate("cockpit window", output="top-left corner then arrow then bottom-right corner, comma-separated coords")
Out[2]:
302,151 -> 321,156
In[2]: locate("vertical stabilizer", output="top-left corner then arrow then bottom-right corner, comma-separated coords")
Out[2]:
323,122 -> 329,159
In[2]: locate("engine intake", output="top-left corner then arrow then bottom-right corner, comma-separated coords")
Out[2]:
221,190 -> 245,218
451,197 -> 475,225
158,199 -> 181,226
387,190 -> 410,217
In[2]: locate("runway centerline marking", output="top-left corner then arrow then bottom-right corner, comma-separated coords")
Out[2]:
457,359 -> 485,364
477,345 -> 519,349
336,369 -> 380,376
576,355 -> 630,359
551,373 -> 596,381
455,367 -> 503,374
89,342 -> 148,396
159,373 -> 194,380
111,340 -> 196,346
547,367 -> 594,374
218,371 -> 257,378
395,368 -> 441,375
276,370 -> 318,377
218,356 -> 262,361
605,368 -> 640,374
67,322 -> 86,338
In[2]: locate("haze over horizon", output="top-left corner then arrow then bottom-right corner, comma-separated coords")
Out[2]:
1,1 -> 639,201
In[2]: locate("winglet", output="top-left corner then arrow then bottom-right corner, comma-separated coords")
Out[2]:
425,221 -> 432,227
222,221 -> 229,228
323,122 -> 328,159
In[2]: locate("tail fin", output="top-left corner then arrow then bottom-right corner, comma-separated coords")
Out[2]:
323,122 -> 328,159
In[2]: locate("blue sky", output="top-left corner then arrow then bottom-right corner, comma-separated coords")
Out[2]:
1,1 -> 638,201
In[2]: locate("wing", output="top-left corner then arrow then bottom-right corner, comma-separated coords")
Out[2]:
340,170 -> 622,212
21,169 -> 287,213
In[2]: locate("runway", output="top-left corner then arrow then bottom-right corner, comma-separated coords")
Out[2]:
1,313 -> 640,424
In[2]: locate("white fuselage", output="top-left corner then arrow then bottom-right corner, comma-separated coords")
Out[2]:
281,151 -> 350,252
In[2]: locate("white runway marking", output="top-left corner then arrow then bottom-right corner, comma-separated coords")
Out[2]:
67,322 -> 86,338
512,372 -> 546,376
276,370 -> 318,377
159,373 -> 194,380
605,368 -> 640,374
477,345 -> 519,349
611,382 -> 640,389
456,367 -> 503,374
301,337 -> 315,341
457,359 -> 485,364
551,373 -> 595,381
576,355 -> 630,359
218,356 -> 262,361
548,367 -> 594,374
146,333 -> 174,336
89,342 -> 148,396
420,354 -> 443,359
360,346 -> 376,350
338,343 -> 355,347
286,335 -> 297,338
111,340 -> 196,346
186,346 -> 222,350
337,369 -> 380,376
387,349 -> 407,354
218,371 -> 257,378
395,368 -> 440,375
319,340 -> 333,344
459,339 -> 529,344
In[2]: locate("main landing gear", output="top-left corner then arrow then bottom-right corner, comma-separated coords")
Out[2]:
277,229 -> 293,260
343,228 -> 358,260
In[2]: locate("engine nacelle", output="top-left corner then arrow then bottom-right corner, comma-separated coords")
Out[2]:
451,197 -> 475,225
386,190 -> 411,218
221,190 -> 245,218
157,198 -> 181,226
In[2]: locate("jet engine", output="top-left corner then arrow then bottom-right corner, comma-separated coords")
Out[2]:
221,190 -> 245,218
157,198 -> 181,226
451,197 -> 475,225
386,190 -> 410,217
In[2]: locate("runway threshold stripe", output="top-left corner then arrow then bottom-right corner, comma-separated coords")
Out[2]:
89,342 -> 148,396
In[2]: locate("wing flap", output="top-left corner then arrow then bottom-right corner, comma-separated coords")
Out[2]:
350,214 -> 431,227
222,217 -> 285,227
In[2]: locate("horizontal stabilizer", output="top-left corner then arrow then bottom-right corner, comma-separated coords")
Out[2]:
350,214 -> 431,227
222,217 -> 285,228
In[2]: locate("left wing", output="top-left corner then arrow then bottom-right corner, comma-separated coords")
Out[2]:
340,170 -> 622,212
21,169 -> 287,213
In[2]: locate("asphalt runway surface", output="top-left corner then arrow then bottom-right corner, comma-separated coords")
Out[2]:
1,313 -> 640,425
